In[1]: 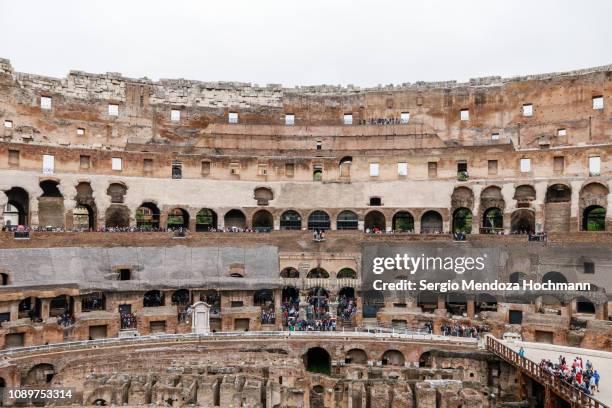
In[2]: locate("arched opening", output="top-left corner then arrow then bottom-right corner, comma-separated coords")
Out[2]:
476,293 -> 498,313
509,272 -> 527,284
381,350 -> 405,367
545,184 -> 571,232
136,202 -> 161,230
38,180 -> 64,228
24,363 -> 56,385
513,185 -> 536,205
417,291 -> 438,314
254,289 -> 275,325
106,183 -> 127,203
3,187 -> 29,227
452,208 -> 472,234
419,351 -> 432,368
105,205 -> 130,228
308,211 -> 331,230
336,210 -> 358,230
337,287 -> 357,321
364,210 -> 385,232
281,286 -> 300,327
304,347 -> 331,374
482,207 -> 503,234
254,187 -> 274,206
94,399 -> 107,406
280,210 -> 301,230
362,289 -> 384,318
511,209 -> 535,234
49,294 -> 73,317
310,385 -> 325,408
421,210 -> 443,234
280,267 -> 299,278
445,293 -> 467,316
171,289 -> 190,306
18,297 -> 41,320
252,209 -> 273,231
81,292 -> 106,312
339,156 -> 352,177
337,268 -> 357,279
143,290 -> 164,307
575,297 -> 596,314
346,348 -> 367,365
167,208 -> 189,229
583,206 -> 606,231
307,287 -> 329,319
451,186 -> 474,210
74,182 -> 97,229
200,290 -> 221,317
540,295 -> 563,315
392,211 -> 414,232
196,208 -> 218,231
307,268 -> 329,279
224,209 -> 246,230
542,271 -> 567,284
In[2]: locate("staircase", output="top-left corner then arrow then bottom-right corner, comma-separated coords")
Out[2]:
485,335 -> 607,408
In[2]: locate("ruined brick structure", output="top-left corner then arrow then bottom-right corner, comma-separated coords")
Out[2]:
0,58 -> 611,406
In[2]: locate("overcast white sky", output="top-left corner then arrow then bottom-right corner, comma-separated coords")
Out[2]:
1,0 -> 611,87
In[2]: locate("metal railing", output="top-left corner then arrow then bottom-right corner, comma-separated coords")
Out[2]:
485,335 -> 608,408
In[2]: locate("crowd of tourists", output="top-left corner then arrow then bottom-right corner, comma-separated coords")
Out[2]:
313,229 -> 326,241
440,322 -> 490,337
120,312 -> 137,329
260,303 -> 276,324
538,355 -> 600,395
359,118 -> 407,125
337,295 -> 357,321
57,311 -> 75,327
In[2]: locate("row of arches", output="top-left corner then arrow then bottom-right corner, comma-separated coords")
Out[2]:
305,347 -> 408,374
281,267 -> 357,279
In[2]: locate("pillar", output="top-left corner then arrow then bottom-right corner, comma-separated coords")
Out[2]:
41,298 -> 50,321
596,302 -> 608,321
0,191 -> 7,230
472,186 -> 481,234
467,298 -> 475,319
188,217 -> 196,232
414,218 -> 421,234
274,289 -> 282,330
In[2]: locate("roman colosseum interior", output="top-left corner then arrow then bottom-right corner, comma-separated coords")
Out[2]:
0,58 -> 610,407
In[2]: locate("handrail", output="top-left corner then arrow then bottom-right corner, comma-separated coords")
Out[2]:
485,335 -> 608,408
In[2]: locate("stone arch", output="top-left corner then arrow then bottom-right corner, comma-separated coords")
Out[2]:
542,271 -> 567,284
167,207 -> 189,229
337,268 -> 357,279
38,180 -> 64,228
583,205 -> 606,231
482,207 -> 503,234
136,202 -> 161,229
106,182 -> 127,204
339,156 -> 352,177
364,210 -> 385,232
280,267 -> 299,278
451,186 -> 474,210
24,363 -> 56,385
307,210 -> 331,230
224,209 -> 246,230
381,350 -> 405,367
105,205 -> 130,228
74,182 -> 97,229
480,186 -> 505,224
143,290 -> 164,307
513,184 -> 536,205
304,347 -> 331,374
511,209 -> 535,234
49,294 -> 74,317
3,187 -> 29,227
196,208 -> 217,231
253,187 -> 274,206
280,210 -> 301,230
171,289 -> 190,305
307,268 -> 329,279
252,209 -> 273,230
392,211 -> 414,232
545,184 -> 571,232
574,296 -> 596,314
336,210 -> 358,230
421,210 -> 443,233
452,207 -> 472,234
419,351 -> 432,368
580,182 -> 608,231
19,296 -> 42,320
346,348 -> 368,365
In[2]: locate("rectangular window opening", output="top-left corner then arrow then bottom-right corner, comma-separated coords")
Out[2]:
228,112 -> 238,124
112,157 -> 123,171
108,104 -> 119,116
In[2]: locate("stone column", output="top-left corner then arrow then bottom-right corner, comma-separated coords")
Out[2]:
570,181 -> 581,232
73,297 -> 82,314
414,218 -> 421,234
471,186 -> 482,234
596,302 -> 608,321
9,302 -> 18,321
467,298 -> 475,319
29,196 -> 40,228
0,191 -> 7,230
41,298 -> 50,321
274,289 -> 282,330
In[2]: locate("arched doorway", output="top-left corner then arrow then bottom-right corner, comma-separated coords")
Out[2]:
364,211 -> 385,232
337,268 -> 357,279
280,267 -> 299,278
307,268 -> 329,278
392,211 -> 414,232
252,209 -> 273,231
3,187 -> 29,227
575,297 -> 596,314
304,347 -> 331,374
346,348 -> 368,365
583,206 -> 606,231
224,209 -> 246,230
38,180 -> 64,228
421,210 -> 443,234
143,290 -> 164,307
195,208 -> 217,231
336,210 -> 358,230
136,202 -> 161,230
24,364 -> 56,385
171,289 -> 190,306
545,184 -> 571,232
511,209 -> 535,234
337,287 -> 357,321
105,205 -> 130,228
482,207 -> 503,234
18,297 -> 41,320
167,208 -> 189,229
74,182 -> 97,229
381,350 -> 405,366
308,211 -> 331,230
280,210 -> 301,230
452,208 -> 472,234
542,271 -> 567,284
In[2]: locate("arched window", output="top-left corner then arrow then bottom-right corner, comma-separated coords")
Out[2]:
337,268 -> 357,279
305,347 -> 331,374
364,211 -> 385,232
392,211 -> 414,232
307,268 -> 329,279
224,209 -> 246,230
336,211 -> 358,230
421,211 -> 443,234
171,289 -> 190,305
511,209 -> 535,234
542,271 -> 567,284
452,208 -> 472,234
143,290 -> 164,307
196,208 -> 217,231
252,210 -> 273,231
583,206 -> 606,231
167,208 -> 189,229
280,210 -> 301,230
308,211 -> 330,230
482,208 -> 503,234
4,187 -> 29,227
381,350 -> 405,367
280,267 -> 299,278
136,202 -> 161,229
